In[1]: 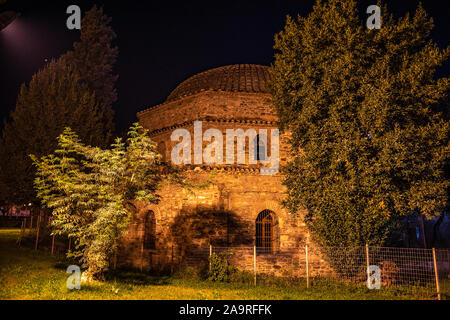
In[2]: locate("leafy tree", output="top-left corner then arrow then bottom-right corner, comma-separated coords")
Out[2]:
0,61 -> 107,206
268,0 -> 449,247
61,5 -> 118,142
32,124 -> 162,279
0,5 -> 118,206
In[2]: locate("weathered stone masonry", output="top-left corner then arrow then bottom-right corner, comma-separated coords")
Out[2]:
118,64 -> 329,275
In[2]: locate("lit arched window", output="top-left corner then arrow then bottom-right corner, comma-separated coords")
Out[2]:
143,211 -> 156,250
254,134 -> 266,161
256,210 -> 275,253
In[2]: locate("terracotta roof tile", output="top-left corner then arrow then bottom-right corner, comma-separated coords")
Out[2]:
166,64 -> 270,102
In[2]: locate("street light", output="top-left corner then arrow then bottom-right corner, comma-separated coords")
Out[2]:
0,10 -> 20,32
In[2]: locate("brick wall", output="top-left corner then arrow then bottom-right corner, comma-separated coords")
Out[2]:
119,88 -> 332,276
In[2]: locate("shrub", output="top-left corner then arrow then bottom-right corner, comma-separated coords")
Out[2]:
173,264 -> 208,281
208,251 -> 236,282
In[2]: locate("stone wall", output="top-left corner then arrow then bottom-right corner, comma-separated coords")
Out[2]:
122,84 -> 333,277
118,170 -> 303,269
138,90 -> 276,132
138,90 -> 290,168
117,169 -> 334,277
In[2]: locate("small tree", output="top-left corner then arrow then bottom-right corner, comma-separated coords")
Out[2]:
32,123 -> 161,279
268,0 -> 449,247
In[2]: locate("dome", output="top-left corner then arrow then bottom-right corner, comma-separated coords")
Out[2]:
166,64 -> 270,102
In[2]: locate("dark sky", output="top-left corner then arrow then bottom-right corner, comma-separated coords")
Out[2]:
1,0 -> 449,134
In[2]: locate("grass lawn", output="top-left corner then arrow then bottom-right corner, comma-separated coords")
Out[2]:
0,229 -> 437,300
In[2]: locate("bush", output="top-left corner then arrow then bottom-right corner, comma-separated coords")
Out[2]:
173,264 -> 208,281
208,251 -> 236,282
229,270 -> 254,284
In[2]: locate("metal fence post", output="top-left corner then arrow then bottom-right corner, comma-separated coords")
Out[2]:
17,220 -> 24,246
253,245 -> 257,286
51,234 -> 55,255
365,243 -> 370,285
113,248 -> 117,270
140,238 -> 144,272
432,248 -> 441,300
209,244 -> 212,274
171,244 -> 174,274
35,214 -> 41,250
21,219 -> 25,242
305,244 -> 310,288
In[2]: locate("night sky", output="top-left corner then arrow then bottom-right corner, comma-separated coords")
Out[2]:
1,0 -> 449,134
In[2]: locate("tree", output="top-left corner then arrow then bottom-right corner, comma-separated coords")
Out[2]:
0,5 -> 118,206
0,61 -> 107,206
32,123 -> 162,279
61,5 -> 118,143
267,0 -> 449,247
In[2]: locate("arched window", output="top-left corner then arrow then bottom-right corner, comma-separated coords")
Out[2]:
143,211 -> 156,250
254,134 -> 266,161
256,210 -> 275,253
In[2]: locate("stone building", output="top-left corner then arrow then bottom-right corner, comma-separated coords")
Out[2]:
118,64 -> 313,273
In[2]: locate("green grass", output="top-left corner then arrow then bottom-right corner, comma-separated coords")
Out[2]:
0,229 -> 438,300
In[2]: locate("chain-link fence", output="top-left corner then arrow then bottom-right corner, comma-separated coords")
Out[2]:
13,216 -> 450,300
188,245 -> 450,299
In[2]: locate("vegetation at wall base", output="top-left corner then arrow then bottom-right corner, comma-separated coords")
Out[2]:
1,230 -> 443,300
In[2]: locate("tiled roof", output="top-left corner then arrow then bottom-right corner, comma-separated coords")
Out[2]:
166,64 -> 270,102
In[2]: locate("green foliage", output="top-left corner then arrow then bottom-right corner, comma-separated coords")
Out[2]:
208,251 -> 236,282
0,6 -> 118,206
267,0 -> 449,247
173,265 -> 209,281
0,61 -> 108,206
61,5 -> 118,142
31,123 -> 162,279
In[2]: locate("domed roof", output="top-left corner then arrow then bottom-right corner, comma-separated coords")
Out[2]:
166,64 -> 270,102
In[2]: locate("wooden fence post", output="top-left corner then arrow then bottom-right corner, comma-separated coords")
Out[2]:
365,243 -> 370,285
51,234 -> 55,255
253,245 -> 257,286
305,244 -> 310,289
35,214 -> 41,250
432,248 -> 441,300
